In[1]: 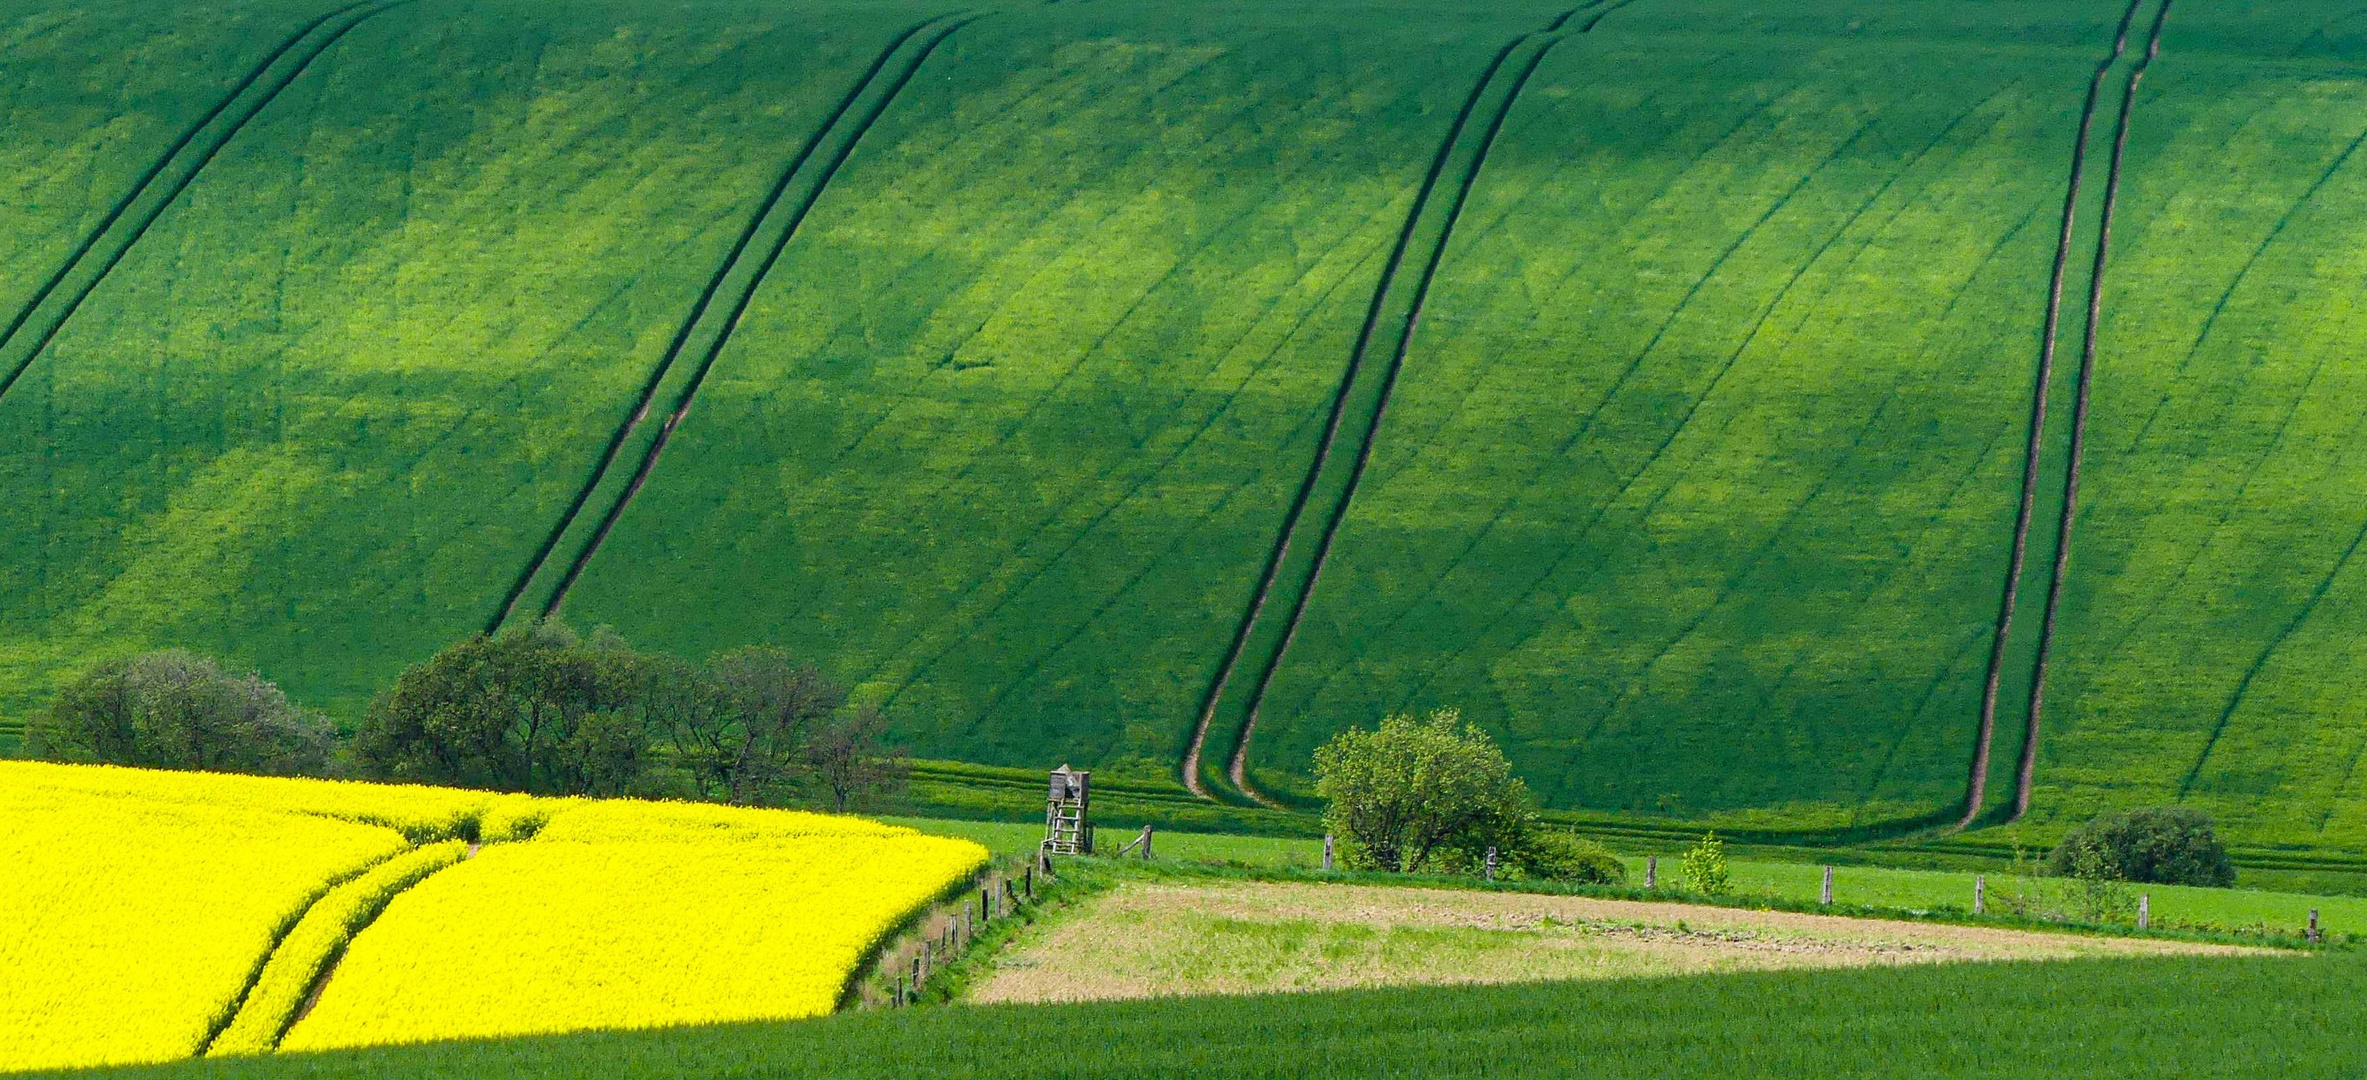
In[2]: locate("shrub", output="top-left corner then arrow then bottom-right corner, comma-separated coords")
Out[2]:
27,650 -> 332,776
1511,830 -> 1627,885
2048,807 -> 2235,887
1681,831 -> 1731,896
1313,708 -> 1531,873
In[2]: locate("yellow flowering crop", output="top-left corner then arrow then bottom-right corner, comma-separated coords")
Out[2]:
0,774 -> 409,1071
283,812 -> 986,1048
4,762 -> 985,1064
0,760 -> 520,842
207,840 -> 472,1057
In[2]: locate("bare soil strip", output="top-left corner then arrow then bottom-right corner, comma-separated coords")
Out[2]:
971,880 -> 2273,1004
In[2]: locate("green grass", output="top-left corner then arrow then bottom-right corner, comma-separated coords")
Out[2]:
12,0 -> 2367,855
52,952 -> 2367,1079
887,813 -> 2365,937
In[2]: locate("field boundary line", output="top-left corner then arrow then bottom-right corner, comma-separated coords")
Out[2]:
1959,0 -> 2146,828
0,0 -> 410,403
486,12 -> 969,632
2011,0 -> 2172,820
1178,10 -> 1578,800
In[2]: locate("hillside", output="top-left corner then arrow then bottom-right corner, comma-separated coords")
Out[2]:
7,0 -> 2367,849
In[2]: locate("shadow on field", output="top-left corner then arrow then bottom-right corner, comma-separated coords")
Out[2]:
60,952 -> 2356,1080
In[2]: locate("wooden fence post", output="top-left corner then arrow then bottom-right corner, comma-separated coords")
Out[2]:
1646,855 -> 1657,889
2137,893 -> 2149,930
1143,823 -> 1154,860
1974,874 -> 1985,915
1323,833 -> 1335,872
2311,908 -> 2322,944
1025,863 -> 1035,899
1821,865 -> 1833,906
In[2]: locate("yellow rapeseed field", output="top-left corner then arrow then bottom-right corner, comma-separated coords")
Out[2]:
0,759 -> 530,842
207,840 -> 472,1057
282,807 -> 987,1049
0,773 -> 410,1071
4,762 -> 987,1065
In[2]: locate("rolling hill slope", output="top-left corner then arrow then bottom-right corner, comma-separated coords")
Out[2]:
0,0 -> 945,729
9,0 -> 2367,849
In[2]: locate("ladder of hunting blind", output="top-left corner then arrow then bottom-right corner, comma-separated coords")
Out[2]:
1042,765 -> 1091,857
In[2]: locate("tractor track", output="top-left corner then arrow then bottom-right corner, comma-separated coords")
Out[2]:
489,13 -> 978,630
0,0 -> 407,403
2009,0 -> 2171,820
1183,5 -> 1612,801
1959,0 -> 2148,828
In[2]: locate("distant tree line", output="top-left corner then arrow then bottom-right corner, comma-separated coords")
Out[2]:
24,624 -> 906,812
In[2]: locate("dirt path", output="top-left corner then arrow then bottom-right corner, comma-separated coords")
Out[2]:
971,880 -> 2276,1003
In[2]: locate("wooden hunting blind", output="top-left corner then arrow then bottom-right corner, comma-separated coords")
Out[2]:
1043,765 -> 1092,855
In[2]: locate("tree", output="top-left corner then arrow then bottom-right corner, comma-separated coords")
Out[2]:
1313,708 -> 1532,873
2049,806 -> 2235,887
665,646 -> 844,805
29,650 -> 332,776
354,622 -> 652,795
805,704 -> 909,812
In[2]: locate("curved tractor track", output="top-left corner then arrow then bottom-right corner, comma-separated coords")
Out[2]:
1182,3 -> 1620,803
1962,0 -> 2170,826
488,12 -> 981,632
0,0 -> 413,401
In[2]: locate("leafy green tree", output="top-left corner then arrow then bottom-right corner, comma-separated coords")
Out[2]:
1313,708 -> 1531,873
2049,807 -> 2235,887
354,622 -> 649,795
28,650 -> 332,775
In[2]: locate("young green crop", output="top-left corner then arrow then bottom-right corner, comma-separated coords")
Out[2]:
0,0 -> 947,735
82,953 -> 2367,1080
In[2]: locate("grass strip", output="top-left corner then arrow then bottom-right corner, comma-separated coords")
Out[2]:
205,841 -> 472,1057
